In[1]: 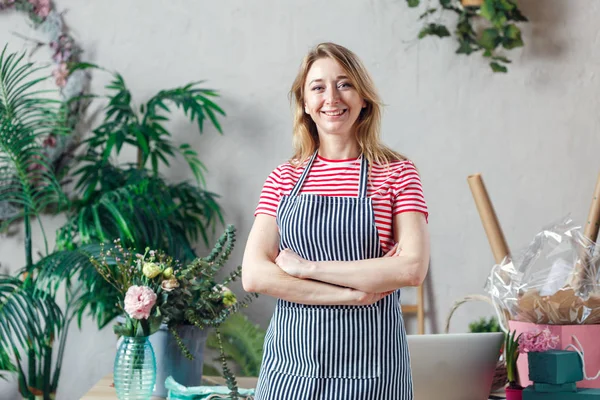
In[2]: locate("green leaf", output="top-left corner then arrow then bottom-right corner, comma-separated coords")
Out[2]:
68,62 -> 101,74
456,39 -> 475,55
490,61 -> 508,72
480,0 -> 494,20
504,24 -> 521,40
502,24 -> 524,49
133,127 -> 150,161
492,55 -> 511,63
418,23 -> 451,39
407,0 -> 420,7
479,28 -> 501,50
419,8 -> 437,19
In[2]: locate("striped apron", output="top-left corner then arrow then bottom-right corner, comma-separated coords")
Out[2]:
255,152 -> 413,400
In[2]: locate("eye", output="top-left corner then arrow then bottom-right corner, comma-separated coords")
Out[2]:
338,82 -> 353,89
311,86 -> 324,91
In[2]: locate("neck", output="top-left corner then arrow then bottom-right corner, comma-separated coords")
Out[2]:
317,136 -> 360,160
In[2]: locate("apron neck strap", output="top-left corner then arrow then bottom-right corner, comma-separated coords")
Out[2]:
289,150 -> 318,197
289,150 -> 369,198
358,154 -> 369,199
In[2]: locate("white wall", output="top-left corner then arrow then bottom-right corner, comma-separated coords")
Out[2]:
1,0 -> 599,398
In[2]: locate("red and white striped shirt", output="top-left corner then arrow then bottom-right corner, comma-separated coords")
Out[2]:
255,154 -> 429,253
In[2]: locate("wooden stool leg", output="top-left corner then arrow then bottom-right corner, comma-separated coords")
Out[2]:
417,284 -> 425,334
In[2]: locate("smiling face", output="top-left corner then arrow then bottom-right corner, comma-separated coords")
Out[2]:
303,57 -> 366,139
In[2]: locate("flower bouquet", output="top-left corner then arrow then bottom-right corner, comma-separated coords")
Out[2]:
90,225 -> 257,399
90,241 -> 179,399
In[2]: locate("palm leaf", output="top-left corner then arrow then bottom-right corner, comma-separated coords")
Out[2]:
60,168 -> 223,256
0,344 -> 16,380
0,46 -> 68,232
27,242 -> 122,329
0,275 -> 63,360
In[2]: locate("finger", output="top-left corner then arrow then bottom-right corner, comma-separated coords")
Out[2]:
383,244 -> 398,257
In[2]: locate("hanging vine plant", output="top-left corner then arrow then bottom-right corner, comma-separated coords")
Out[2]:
408,0 -> 528,72
0,0 -> 91,222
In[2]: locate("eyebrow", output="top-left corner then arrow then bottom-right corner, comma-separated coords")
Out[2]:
308,75 -> 350,85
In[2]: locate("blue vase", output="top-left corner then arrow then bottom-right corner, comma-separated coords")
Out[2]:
149,324 -> 209,397
114,336 -> 157,400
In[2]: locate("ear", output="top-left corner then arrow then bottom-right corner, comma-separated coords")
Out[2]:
362,99 -> 367,109
304,104 -> 309,114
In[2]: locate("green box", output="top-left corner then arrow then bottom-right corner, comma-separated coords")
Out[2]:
523,387 -> 600,400
528,350 -> 583,384
533,382 -> 577,393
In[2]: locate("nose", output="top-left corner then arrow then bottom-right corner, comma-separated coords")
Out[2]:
325,86 -> 340,105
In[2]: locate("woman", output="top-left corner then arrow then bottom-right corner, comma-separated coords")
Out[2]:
242,42 -> 430,400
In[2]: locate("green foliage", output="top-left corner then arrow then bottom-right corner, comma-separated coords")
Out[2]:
162,225 -> 257,336
0,345 -> 16,381
0,45 -> 76,399
406,0 -> 528,72
57,168 -> 222,261
51,66 -> 226,328
206,313 -> 266,377
418,23 -> 451,39
505,330 -> 522,388
74,70 -> 225,200
468,316 -> 502,333
158,225 -> 257,400
0,45 -> 68,234
0,275 -> 64,396
0,46 -> 230,398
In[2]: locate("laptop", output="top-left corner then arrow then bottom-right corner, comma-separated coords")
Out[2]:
407,332 -> 504,400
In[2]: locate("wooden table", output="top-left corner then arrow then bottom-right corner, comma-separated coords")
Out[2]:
83,374 -> 506,399
81,374 -> 258,399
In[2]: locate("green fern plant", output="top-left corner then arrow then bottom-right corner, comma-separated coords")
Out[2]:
206,313 -> 266,377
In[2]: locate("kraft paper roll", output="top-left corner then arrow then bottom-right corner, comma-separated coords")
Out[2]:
467,173 -> 510,264
461,0 -> 483,6
570,172 -> 600,292
584,173 -> 600,243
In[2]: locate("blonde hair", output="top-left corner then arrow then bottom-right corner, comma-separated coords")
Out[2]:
289,42 -> 406,167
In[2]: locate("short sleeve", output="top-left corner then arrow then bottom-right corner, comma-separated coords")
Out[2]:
392,161 -> 429,222
254,168 -> 283,217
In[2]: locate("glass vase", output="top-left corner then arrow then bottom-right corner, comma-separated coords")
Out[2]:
114,336 -> 156,400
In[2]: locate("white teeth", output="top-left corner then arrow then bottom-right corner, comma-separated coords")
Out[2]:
323,110 -> 345,116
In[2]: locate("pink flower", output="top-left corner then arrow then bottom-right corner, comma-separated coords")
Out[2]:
28,0 -> 50,18
52,63 -> 69,88
519,328 -> 559,353
43,134 -> 57,148
124,285 -> 157,320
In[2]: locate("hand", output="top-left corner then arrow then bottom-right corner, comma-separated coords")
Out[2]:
275,248 -> 312,278
350,289 -> 395,306
384,243 -> 401,257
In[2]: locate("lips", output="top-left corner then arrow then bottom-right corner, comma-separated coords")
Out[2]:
321,109 -> 347,116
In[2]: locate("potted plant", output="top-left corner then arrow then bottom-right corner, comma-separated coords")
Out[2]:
158,225 -> 257,398
89,225 -> 257,399
0,45 -> 95,400
406,0 -> 528,72
505,330 -> 523,399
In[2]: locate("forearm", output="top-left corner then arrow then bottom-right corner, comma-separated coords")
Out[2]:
304,254 -> 428,293
242,259 -> 359,306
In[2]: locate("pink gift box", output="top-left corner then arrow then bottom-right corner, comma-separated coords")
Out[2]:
508,320 -> 600,388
